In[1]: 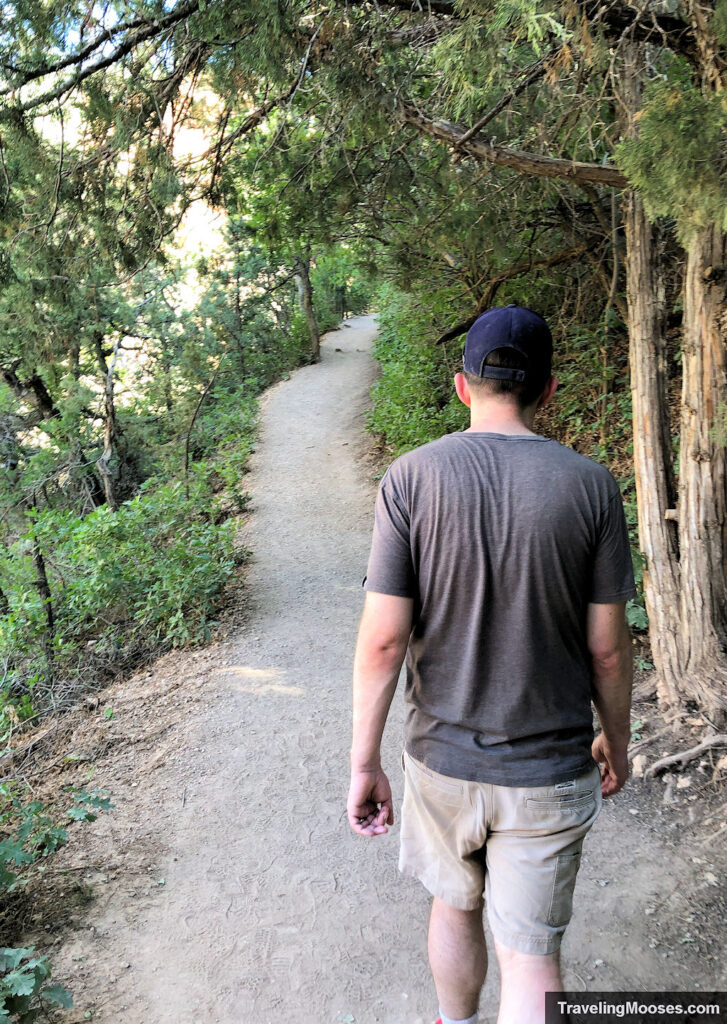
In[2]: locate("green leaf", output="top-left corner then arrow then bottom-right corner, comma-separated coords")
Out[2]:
4,968 -> 39,997
66,807 -> 93,821
41,984 -> 73,1009
0,948 -> 35,972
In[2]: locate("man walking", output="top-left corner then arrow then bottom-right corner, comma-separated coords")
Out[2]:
347,304 -> 635,1024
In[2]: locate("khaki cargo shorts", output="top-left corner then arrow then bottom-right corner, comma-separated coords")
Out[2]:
398,750 -> 602,955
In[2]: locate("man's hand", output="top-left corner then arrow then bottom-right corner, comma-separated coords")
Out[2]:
347,767 -> 394,837
348,592 -> 412,838
592,732 -> 629,797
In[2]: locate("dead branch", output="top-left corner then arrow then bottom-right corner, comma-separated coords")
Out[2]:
627,723 -> 675,759
699,822 -> 727,846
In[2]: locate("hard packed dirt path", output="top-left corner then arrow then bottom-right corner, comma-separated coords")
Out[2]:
46,316 -> 724,1024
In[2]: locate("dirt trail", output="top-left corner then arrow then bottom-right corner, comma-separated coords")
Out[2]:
41,316 -> 724,1024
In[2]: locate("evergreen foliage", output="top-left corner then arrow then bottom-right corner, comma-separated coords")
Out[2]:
615,76 -> 727,244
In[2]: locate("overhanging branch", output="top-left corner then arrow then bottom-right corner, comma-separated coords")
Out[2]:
0,11 -> 161,96
398,101 -> 628,188
9,0 -> 202,113
362,0 -> 700,68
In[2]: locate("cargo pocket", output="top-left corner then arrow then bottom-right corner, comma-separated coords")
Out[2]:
547,850 -> 582,927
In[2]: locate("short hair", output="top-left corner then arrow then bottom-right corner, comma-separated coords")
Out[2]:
462,347 -> 549,409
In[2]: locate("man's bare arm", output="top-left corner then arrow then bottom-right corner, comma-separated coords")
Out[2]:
348,592 -> 413,836
587,600 -> 633,797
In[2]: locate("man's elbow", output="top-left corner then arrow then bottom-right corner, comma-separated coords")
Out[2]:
589,635 -> 632,676
355,622 -> 410,676
590,648 -> 627,674
361,630 -> 409,662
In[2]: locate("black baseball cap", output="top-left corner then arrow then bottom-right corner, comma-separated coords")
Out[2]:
463,303 -> 553,383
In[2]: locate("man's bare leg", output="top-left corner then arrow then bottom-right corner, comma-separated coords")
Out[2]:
428,897 -> 488,1021
494,938 -> 563,1024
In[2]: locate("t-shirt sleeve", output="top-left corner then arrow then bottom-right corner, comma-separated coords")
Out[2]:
362,468 -> 417,598
589,490 -> 638,603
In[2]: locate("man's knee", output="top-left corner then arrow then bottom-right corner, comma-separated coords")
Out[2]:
432,895 -> 484,919
494,938 -> 561,975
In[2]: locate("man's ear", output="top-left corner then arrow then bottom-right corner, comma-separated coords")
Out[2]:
454,372 -> 472,408
537,375 -> 558,409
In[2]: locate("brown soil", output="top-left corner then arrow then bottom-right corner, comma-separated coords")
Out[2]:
4,316 -> 726,1024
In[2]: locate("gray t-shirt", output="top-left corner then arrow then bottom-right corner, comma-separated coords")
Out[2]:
363,431 -> 637,787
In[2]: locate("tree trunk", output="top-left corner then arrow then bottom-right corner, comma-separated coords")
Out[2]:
678,224 -> 727,714
0,364 -> 59,423
623,190 -> 684,707
294,256 -> 320,363
96,337 -> 121,511
335,284 -> 347,321
27,495 -> 55,682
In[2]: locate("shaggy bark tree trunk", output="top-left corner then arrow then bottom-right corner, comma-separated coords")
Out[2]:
678,224 -> 727,713
621,40 -> 684,708
294,255 -> 320,363
623,190 -> 684,707
95,336 -> 121,511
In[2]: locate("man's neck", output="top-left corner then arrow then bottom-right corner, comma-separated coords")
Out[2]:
464,403 -> 539,436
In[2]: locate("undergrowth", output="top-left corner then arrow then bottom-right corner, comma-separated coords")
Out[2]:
0,781 -> 113,1021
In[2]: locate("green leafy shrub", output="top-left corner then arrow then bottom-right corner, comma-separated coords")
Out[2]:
0,784 -> 114,892
0,782 -> 113,1021
0,946 -> 73,1021
367,283 -> 467,456
0,482 -> 236,728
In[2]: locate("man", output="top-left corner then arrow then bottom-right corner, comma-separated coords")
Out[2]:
347,304 -> 635,1024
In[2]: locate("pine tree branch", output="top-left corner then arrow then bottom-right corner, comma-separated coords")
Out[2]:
580,1 -> 699,70
365,0 -> 457,14
10,0 -> 202,112
457,51 -> 556,147
202,23 -> 322,168
359,0 -> 700,67
0,11 -> 159,95
398,101 -> 628,188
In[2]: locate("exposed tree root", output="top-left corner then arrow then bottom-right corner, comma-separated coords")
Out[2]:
644,734 -> 727,778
